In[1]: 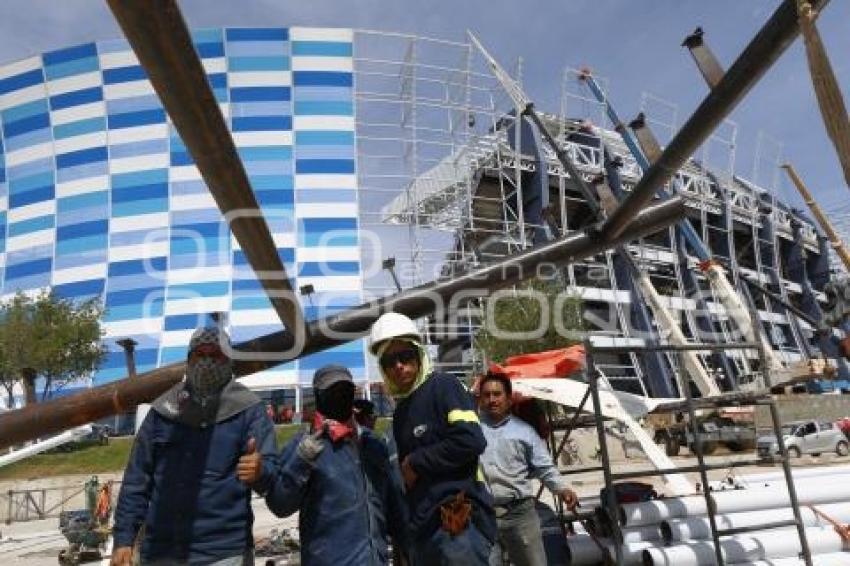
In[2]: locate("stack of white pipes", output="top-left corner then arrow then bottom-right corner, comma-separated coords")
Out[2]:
615,473 -> 850,565
565,470 -> 850,565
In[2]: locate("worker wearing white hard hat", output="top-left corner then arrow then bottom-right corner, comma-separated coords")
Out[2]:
369,312 -> 496,566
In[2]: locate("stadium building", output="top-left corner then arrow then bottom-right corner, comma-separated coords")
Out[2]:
0,28 -> 845,420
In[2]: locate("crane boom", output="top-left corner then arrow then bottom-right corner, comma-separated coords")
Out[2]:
782,163 -> 850,273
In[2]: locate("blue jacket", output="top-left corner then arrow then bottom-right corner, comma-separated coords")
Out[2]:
392,371 -> 496,542
113,403 -> 277,564
265,428 -> 408,566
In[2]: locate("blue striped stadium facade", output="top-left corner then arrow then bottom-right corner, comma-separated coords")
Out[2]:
0,27 -> 363,408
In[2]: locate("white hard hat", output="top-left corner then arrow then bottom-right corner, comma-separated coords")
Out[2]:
369,312 -> 422,355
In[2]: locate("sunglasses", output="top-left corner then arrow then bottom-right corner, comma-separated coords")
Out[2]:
189,343 -> 228,363
379,348 -> 419,369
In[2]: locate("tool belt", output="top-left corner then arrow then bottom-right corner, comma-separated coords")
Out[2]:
440,491 -> 473,536
493,497 -> 532,519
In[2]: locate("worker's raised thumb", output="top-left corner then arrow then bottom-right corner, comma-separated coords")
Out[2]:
245,437 -> 256,454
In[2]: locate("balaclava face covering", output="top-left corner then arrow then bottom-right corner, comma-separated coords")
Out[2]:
316,381 -> 355,422
186,326 -> 233,406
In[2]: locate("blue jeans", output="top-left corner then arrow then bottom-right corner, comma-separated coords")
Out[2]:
488,499 -> 547,566
410,523 -> 492,566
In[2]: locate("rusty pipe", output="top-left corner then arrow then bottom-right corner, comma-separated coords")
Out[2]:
0,197 -> 686,448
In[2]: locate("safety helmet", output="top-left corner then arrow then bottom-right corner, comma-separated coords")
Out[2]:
368,312 -> 422,355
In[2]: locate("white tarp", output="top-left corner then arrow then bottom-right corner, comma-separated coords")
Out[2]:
512,378 -> 694,496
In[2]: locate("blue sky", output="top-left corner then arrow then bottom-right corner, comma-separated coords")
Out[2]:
1,0 -> 848,212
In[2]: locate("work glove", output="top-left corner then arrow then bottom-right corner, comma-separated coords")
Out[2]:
296,425 -> 327,462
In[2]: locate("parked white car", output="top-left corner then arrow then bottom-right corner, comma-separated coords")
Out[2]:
757,420 -> 849,460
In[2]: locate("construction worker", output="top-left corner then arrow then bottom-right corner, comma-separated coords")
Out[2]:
477,372 -> 578,566
111,326 -> 277,566
369,312 -> 495,566
258,364 -> 408,565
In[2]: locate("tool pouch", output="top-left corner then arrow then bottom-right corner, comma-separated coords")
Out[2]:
440,491 -> 472,536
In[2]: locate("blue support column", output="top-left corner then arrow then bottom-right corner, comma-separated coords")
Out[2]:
758,195 -> 807,356
610,253 -> 678,397
605,151 -> 677,397
789,217 -> 850,385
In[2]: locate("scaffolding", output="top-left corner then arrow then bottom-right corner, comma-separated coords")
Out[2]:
585,340 -> 812,565
350,29 -> 838,395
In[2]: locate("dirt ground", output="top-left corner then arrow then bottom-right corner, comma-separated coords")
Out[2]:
1,452 -> 848,565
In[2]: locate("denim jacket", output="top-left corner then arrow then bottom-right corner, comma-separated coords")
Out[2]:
265,429 -> 408,566
113,403 -> 276,564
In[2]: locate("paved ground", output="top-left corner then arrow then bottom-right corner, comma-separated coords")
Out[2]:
2,452 -> 848,565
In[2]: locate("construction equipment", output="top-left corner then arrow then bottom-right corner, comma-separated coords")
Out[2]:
782,163 -> 850,272
676,21 -> 850,375
795,0 -> 850,194
57,477 -> 112,565
586,341 -> 814,566
581,51 -> 828,387
468,32 -> 722,398
0,0 -> 832,451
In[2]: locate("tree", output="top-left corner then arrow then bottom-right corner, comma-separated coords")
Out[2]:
475,277 -> 584,363
0,291 -> 106,406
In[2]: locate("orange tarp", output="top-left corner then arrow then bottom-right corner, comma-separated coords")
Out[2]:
488,345 -> 585,379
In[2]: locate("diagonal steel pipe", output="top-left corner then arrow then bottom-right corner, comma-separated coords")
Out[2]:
0,197 -> 686,449
600,0 -> 831,240
105,0 -> 305,340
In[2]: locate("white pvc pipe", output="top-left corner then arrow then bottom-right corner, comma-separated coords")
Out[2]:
621,477 -> 850,526
565,535 -> 655,566
0,424 -> 91,468
711,479 -> 850,516
661,501 -> 850,543
748,551 -> 850,565
642,526 -> 844,566
622,525 -> 663,543
734,464 -> 850,486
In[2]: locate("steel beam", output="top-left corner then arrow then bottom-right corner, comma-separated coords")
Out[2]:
105,0 -> 305,340
600,0 -> 831,240
0,197 -> 686,449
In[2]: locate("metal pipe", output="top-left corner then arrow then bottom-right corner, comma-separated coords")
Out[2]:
743,276 -> 820,327
585,344 -> 623,562
628,113 -> 663,164
678,346 -> 725,565
117,338 -> 138,378
682,27 -> 726,89
0,197 -> 687,449
662,501 -> 850,543
600,0 -> 831,240
642,526 -> 844,566
105,0 -> 305,338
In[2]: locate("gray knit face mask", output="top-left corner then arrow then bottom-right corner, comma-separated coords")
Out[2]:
186,327 -> 232,404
